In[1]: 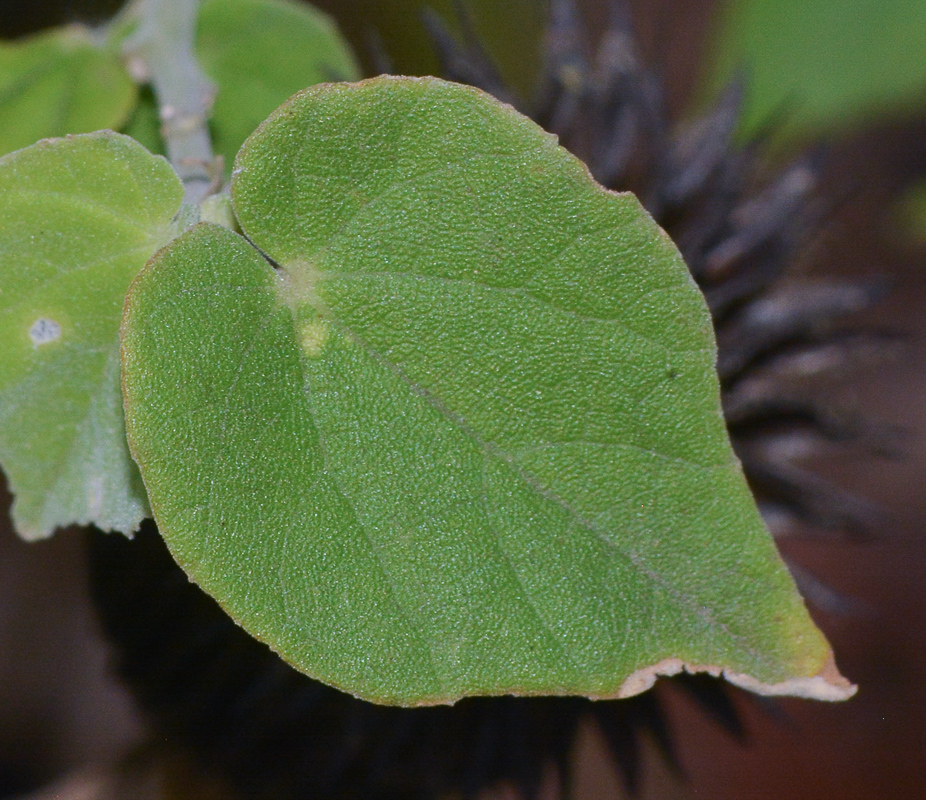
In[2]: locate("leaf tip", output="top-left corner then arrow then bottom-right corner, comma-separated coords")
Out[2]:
725,650 -> 857,702
610,651 -> 856,702
10,517 -> 55,543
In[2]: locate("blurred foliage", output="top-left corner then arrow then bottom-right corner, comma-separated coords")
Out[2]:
706,0 -> 926,139
198,0 -> 360,168
899,179 -> 926,241
121,88 -> 162,153
0,24 -> 136,156
1,0 -> 545,111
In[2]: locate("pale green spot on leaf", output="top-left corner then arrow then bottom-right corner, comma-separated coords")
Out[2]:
299,319 -> 330,358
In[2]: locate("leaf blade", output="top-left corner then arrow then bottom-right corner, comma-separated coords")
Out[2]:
123,77 -> 853,704
0,131 -> 183,539
0,25 -> 136,156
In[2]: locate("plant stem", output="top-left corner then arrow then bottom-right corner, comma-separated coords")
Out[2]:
122,0 -> 218,204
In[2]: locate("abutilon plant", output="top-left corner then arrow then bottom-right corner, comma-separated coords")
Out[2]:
78,2 -> 883,800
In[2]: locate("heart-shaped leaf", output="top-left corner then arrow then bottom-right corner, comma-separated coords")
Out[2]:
0,25 -> 136,157
122,77 -> 854,705
0,131 -> 182,539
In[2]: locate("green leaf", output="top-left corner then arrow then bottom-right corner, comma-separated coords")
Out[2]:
0,131 -> 183,540
0,25 -> 137,157
197,0 -> 361,169
120,88 -> 164,156
122,77 -> 854,705
705,0 -> 926,138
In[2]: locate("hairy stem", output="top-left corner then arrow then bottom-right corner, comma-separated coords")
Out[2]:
122,0 -> 218,204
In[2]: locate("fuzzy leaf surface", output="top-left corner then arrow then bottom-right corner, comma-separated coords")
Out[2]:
197,0 -> 360,169
0,25 -> 136,156
122,77 -> 854,705
0,132 -> 182,539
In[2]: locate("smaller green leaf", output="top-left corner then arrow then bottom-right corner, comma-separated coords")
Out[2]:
0,25 -> 137,156
0,131 -> 183,540
197,0 -> 361,168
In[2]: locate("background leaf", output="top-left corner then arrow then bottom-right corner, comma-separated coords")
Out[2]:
196,0 -> 361,169
0,24 -> 136,156
0,131 -> 182,540
122,77 -> 853,705
705,0 -> 926,138
120,88 -> 163,155
899,178 -> 926,241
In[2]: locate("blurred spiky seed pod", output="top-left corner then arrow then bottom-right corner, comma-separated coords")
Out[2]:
88,2 -> 887,799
